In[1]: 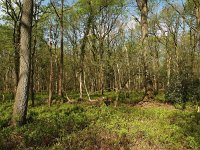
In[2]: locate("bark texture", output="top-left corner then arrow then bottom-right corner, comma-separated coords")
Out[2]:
136,0 -> 154,101
58,0 -> 64,97
48,25 -> 53,106
195,1 -> 200,50
12,0 -> 33,126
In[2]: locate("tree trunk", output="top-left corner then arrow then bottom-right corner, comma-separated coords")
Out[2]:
136,0 -> 154,101
195,2 -> 200,51
30,1 -> 40,107
30,32 -> 36,107
79,73 -> 83,99
13,21 -> 21,88
12,0 -> 33,126
99,40 -> 104,95
58,0 -> 64,97
48,25 -> 53,106
83,72 -> 91,101
54,37 -> 59,94
153,40 -> 159,95
79,5 -> 93,99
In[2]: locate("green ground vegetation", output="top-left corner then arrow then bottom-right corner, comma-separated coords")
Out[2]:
0,92 -> 200,149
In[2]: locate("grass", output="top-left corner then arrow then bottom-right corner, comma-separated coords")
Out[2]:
0,93 -> 200,149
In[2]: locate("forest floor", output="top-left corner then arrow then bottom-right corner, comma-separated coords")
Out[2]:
0,92 -> 200,150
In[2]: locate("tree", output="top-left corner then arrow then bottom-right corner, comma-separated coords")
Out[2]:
136,0 -> 154,101
51,0 -> 64,97
30,0 -> 43,107
1,0 -> 22,88
12,0 -> 33,126
189,0 -> 200,51
0,25 -> 13,95
90,0 -> 124,95
48,24 -> 53,106
77,0 -> 93,100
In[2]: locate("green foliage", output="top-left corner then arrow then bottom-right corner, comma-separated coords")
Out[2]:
165,79 -> 182,104
0,25 -> 13,90
118,91 -> 143,104
0,102 -> 12,128
1,100 -> 200,149
165,77 -> 200,109
0,93 -> 14,102
155,92 -> 166,102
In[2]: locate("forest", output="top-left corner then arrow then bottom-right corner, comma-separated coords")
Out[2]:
0,0 -> 200,149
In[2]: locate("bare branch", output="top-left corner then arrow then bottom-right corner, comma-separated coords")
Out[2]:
50,0 -> 61,20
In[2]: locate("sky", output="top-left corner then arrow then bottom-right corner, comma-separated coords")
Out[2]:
0,0 -> 187,28
43,0 -> 78,6
0,0 -> 78,24
125,0 -> 186,30
0,5 -> 4,24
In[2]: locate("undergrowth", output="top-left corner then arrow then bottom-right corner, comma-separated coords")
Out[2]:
0,99 -> 200,149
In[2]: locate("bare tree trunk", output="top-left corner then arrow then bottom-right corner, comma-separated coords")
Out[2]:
48,55 -> 53,106
13,22 -> 21,88
12,0 -> 33,126
195,2 -> 200,51
51,1 -> 62,96
195,1 -> 200,111
5,69 -> 9,93
58,0 -> 64,97
136,0 -> 154,101
79,4 -> 93,99
124,46 -> 131,90
138,59 -> 141,90
165,33 -> 171,88
79,73 -> 83,99
4,1 -> 22,89
189,26 -> 195,79
114,65 -> 120,107
30,0 -> 40,107
30,31 -> 36,107
153,41 -> 159,95
54,37 -> 58,94
83,72 -> 91,101
48,25 -> 53,106
100,40 -> 104,95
